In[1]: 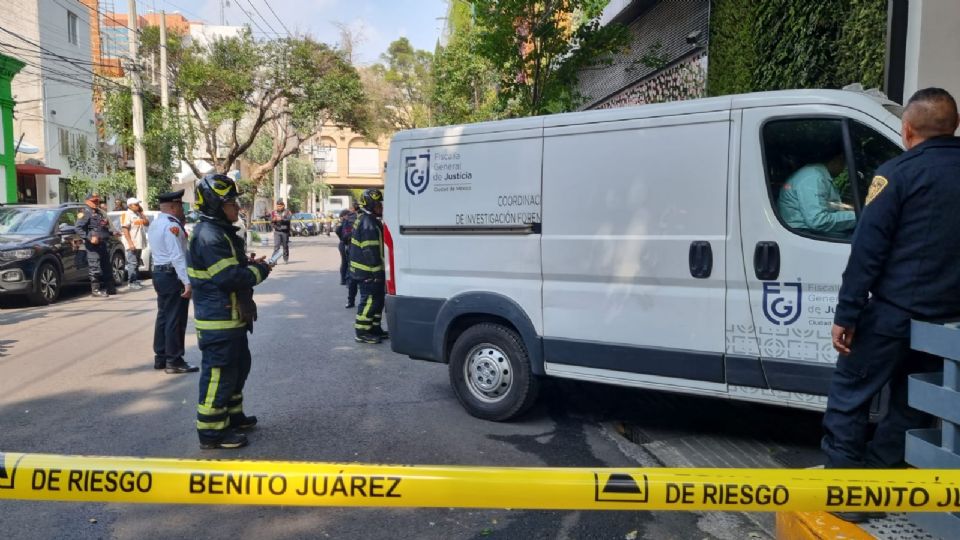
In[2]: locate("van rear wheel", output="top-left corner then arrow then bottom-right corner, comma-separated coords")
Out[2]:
449,323 -> 539,421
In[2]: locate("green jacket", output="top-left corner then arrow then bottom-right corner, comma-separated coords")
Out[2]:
777,164 -> 856,237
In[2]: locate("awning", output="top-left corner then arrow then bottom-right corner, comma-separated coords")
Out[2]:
15,164 -> 62,175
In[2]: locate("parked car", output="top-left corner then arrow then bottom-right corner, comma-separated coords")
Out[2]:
107,210 -> 158,279
291,212 -> 318,236
0,203 -> 126,305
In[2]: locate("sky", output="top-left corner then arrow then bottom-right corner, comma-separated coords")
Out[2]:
126,0 -> 449,65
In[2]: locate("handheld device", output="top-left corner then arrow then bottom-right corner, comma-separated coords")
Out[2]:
267,248 -> 284,266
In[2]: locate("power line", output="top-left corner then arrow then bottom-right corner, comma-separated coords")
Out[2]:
240,0 -> 283,37
231,0 -> 273,38
259,0 -> 292,37
0,27 -> 125,90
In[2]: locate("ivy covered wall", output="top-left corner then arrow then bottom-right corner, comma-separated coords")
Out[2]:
707,0 -> 888,97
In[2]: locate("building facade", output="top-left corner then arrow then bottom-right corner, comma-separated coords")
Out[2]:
3,0 -> 98,204
576,0 -> 709,110
304,124 -> 389,202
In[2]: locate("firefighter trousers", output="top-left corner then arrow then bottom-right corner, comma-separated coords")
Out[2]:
196,328 -> 252,443
355,280 -> 385,336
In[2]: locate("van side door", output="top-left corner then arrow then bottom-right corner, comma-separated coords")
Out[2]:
736,106 -> 902,405
541,112 -> 730,390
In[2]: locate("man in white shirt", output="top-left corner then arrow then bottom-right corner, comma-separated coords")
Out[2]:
121,197 -> 150,290
146,190 -> 198,374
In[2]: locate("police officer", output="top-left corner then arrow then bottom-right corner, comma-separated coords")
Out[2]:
270,200 -> 292,263
76,192 -> 115,297
349,189 -> 387,344
336,205 -> 360,309
824,88 -> 960,521
146,190 -> 198,374
189,174 -> 272,450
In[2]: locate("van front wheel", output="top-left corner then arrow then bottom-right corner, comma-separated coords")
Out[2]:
449,323 -> 539,421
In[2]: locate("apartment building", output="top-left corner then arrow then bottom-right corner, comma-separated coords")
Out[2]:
2,0 -> 98,203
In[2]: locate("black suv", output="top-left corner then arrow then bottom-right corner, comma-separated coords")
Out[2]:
0,204 -> 126,305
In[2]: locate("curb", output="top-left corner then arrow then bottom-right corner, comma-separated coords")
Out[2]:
776,512 -> 874,540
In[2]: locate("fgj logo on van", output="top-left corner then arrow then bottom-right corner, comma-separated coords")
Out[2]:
404,152 -> 431,195
762,282 -> 803,326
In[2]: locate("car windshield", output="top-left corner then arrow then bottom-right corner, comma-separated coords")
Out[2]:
0,208 -> 57,235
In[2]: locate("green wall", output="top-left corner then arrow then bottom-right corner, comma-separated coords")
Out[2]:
708,0 -> 888,97
0,53 -> 26,204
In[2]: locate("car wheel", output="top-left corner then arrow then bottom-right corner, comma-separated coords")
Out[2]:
448,323 -> 539,421
29,262 -> 61,305
111,251 -> 127,285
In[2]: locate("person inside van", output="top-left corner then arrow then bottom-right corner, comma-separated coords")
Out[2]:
777,150 -> 856,238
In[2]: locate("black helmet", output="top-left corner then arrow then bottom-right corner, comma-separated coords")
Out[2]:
195,174 -> 239,221
359,189 -> 383,212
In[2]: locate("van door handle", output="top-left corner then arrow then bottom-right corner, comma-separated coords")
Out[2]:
689,241 -> 712,279
753,241 -> 780,280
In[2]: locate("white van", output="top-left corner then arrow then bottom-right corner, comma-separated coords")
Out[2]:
382,89 -> 904,421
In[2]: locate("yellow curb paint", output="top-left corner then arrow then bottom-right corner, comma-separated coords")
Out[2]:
776,512 -> 876,540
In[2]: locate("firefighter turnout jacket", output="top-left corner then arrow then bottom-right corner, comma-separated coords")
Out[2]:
348,211 -> 384,281
187,216 -> 271,331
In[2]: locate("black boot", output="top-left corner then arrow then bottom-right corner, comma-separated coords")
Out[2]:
199,431 -> 248,450
355,332 -> 382,344
231,414 -> 258,431
371,327 -> 390,340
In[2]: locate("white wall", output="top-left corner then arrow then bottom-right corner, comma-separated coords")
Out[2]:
904,0 -> 960,134
6,0 -> 96,203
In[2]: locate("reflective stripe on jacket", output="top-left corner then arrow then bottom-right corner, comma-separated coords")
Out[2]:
187,218 -> 269,330
348,212 -> 384,281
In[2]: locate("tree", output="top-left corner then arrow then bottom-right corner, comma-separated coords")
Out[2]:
176,32 -> 370,187
471,0 -> 629,116
379,38 -> 433,129
431,25 -> 499,125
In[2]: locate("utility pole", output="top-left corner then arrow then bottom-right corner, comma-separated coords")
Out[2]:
127,0 -> 148,204
281,156 -> 288,205
273,121 -> 281,206
159,11 -> 170,115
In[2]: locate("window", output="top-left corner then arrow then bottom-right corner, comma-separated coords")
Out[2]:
67,11 -> 78,45
56,208 -> 77,229
315,143 -> 337,174
762,118 -> 902,242
58,128 -> 70,156
59,178 -> 74,202
348,147 -> 380,175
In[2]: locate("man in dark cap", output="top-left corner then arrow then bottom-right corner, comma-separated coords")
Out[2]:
76,192 -> 116,297
146,190 -> 198,374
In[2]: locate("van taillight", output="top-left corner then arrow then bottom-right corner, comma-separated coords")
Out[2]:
384,222 -> 396,295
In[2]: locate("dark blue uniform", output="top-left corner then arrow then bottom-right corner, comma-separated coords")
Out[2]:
823,136 -> 960,468
349,211 -> 385,340
336,212 -> 358,304
76,206 -> 114,294
188,216 -> 271,445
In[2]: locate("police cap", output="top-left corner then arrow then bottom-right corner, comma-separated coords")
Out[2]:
157,189 -> 185,204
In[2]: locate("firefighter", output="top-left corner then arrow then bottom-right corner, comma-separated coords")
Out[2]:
188,174 -> 273,450
349,189 -> 387,344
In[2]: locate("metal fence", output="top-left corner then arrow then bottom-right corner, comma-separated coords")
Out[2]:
906,320 -> 960,538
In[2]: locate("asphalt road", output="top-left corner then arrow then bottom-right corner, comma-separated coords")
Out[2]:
0,236 -> 824,540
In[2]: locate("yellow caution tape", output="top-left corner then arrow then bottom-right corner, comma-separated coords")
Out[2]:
1,452 -> 959,511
